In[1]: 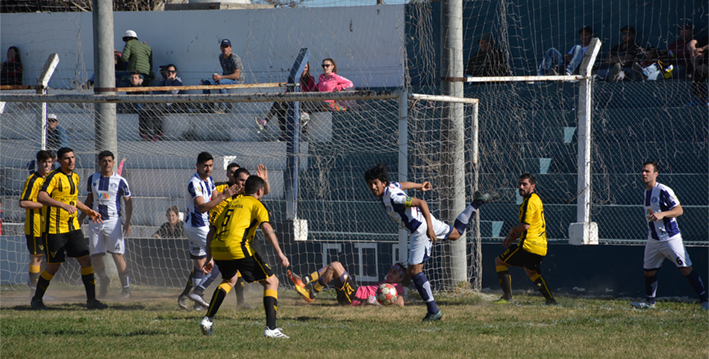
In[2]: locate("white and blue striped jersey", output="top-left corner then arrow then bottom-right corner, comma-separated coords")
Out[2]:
380,181 -> 423,233
644,182 -> 681,241
185,172 -> 215,228
86,173 -> 131,221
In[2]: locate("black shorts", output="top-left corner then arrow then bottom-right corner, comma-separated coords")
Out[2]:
26,235 -> 46,256
215,252 -> 273,283
335,274 -> 360,305
498,243 -> 543,273
45,230 -> 89,264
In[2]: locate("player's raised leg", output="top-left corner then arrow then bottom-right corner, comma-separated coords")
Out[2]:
447,190 -> 499,241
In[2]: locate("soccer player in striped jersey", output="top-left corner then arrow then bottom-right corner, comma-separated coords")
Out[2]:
364,163 -> 497,321
494,173 -> 556,305
178,152 -> 238,310
32,147 -> 106,310
631,161 -> 708,310
200,175 -> 291,338
19,150 -> 54,297
79,150 -> 133,299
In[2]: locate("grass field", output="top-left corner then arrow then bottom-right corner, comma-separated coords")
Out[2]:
1,285 -> 707,359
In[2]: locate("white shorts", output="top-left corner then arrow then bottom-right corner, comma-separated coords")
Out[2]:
184,224 -> 210,258
88,219 -> 125,256
408,216 -> 452,265
643,235 -> 692,270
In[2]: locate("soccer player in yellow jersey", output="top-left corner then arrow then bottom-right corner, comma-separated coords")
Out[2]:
200,175 -> 291,338
494,173 -> 557,305
19,150 -> 54,296
31,147 -> 106,310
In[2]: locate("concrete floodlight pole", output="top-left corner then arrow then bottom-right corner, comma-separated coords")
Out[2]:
92,0 -> 117,173
569,37 -> 601,246
440,0 -> 467,287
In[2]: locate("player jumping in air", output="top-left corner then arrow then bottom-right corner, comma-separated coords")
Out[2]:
288,262 -> 409,307
364,163 -> 498,321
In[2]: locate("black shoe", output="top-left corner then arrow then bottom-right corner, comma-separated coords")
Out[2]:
31,298 -> 47,310
87,298 -> 108,310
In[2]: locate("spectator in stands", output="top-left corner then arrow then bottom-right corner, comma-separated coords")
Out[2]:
537,26 -> 593,76
317,58 -> 353,111
255,62 -> 317,142
1,46 -> 23,86
138,64 -> 184,141
668,21 -> 695,79
597,26 -> 644,81
155,64 -> 184,111
465,33 -> 508,77
117,30 -> 154,87
200,39 -> 244,113
153,206 -> 185,239
687,34 -> 709,105
46,114 -> 69,153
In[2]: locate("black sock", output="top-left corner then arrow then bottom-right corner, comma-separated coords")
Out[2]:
206,283 -> 231,318
264,289 -> 278,330
81,267 -> 97,300
531,273 -> 554,301
645,274 -> 658,304
33,271 -> 54,300
496,266 -> 512,300
686,270 -> 708,303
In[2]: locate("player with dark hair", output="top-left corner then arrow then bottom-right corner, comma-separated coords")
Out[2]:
178,152 -> 238,310
200,175 -> 291,338
631,161 -> 708,310
288,262 -> 409,307
32,147 -> 106,310
494,173 -> 557,305
19,150 -> 54,297
363,163 -> 497,321
79,150 -> 133,299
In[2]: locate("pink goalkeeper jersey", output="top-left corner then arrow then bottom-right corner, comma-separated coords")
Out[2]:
351,281 -> 404,306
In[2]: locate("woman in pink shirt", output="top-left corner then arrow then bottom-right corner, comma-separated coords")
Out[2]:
317,58 -> 354,111
288,262 -> 409,307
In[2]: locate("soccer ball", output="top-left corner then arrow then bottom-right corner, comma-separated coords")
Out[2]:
376,283 -> 398,306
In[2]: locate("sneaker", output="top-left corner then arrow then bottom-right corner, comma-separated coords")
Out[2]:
177,294 -> 191,310
200,316 -> 214,336
87,298 -> 108,310
700,301 -> 708,311
293,284 -> 315,303
98,277 -> 110,299
287,270 -> 306,288
548,67 -> 559,76
422,310 -> 443,322
119,287 -> 132,299
189,292 -> 210,308
255,118 -> 267,131
493,297 -> 512,305
545,298 -> 558,306
473,191 -> 499,204
264,327 -> 289,339
30,298 -> 47,310
630,301 -> 655,309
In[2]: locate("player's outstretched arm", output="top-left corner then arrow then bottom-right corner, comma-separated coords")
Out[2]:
256,164 -> 271,195
399,181 -> 432,191
195,185 -> 238,213
261,222 -> 289,268
410,197 -> 437,244
76,199 -> 102,224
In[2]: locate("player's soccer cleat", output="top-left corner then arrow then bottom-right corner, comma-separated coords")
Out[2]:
422,310 -> 443,322
87,298 -> 108,310
177,294 -> 191,310
473,191 -> 500,204
263,327 -> 289,339
255,118 -> 267,131
194,303 -> 207,311
700,301 -> 708,311
119,287 -> 132,299
493,297 -> 512,305
200,316 -> 214,336
287,270 -> 306,288
30,298 -> 47,310
189,292 -> 210,308
545,298 -> 558,306
98,277 -> 110,299
293,284 -> 315,303
630,301 -> 655,309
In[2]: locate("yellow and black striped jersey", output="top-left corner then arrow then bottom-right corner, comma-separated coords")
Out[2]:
518,193 -> 547,256
211,195 -> 269,260
20,172 -> 45,237
209,182 -> 241,226
41,169 -> 81,234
